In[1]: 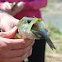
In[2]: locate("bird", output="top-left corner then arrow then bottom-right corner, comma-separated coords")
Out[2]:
14,17 -> 56,50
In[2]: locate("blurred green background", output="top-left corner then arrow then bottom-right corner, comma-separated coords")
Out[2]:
41,0 -> 62,62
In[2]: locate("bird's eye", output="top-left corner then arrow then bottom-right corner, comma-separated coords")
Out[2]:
27,20 -> 31,23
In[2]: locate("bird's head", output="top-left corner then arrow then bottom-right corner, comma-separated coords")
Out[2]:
15,17 -> 56,50
17,17 -> 46,39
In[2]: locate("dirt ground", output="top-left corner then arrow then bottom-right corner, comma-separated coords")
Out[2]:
45,53 -> 62,62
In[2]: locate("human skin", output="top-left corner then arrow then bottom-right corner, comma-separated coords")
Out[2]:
0,13 -> 35,62
0,0 -> 47,19
0,37 -> 34,62
0,12 -> 19,32
0,2 -> 24,16
0,0 -> 47,61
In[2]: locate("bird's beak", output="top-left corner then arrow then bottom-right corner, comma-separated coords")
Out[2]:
32,29 -> 56,50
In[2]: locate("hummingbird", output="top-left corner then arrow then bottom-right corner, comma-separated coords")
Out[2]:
14,17 -> 56,50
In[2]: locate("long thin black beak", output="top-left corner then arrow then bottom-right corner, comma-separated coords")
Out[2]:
32,30 -> 56,50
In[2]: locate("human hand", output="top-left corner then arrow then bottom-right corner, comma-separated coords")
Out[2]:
0,36 -> 35,62
0,12 -> 19,32
1,2 -> 24,16
0,12 -> 35,62
1,2 -> 12,14
0,26 -> 35,62
11,1 -> 24,16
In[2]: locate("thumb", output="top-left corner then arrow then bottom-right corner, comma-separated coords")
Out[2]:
0,26 -> 18,38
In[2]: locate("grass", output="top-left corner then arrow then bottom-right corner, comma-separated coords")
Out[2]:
41,2 -> 62,54
48,0 -> 62,2
45,24 -> 62,54
41,1 -> 62,62
47,25 -> 62,40
45,24 -> 62,62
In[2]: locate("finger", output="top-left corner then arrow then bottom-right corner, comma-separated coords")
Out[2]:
11,2 -> 17,11
7,49 -> 32,62
7,57 -> 23,62
19,48 -> 32,61
0,37 -> 35,50
0,57 -> 23,62
0,46 -> 32,59
0,51 -> 30,62
4,2 -> 12,10
25,48 -> 32,58
1,2 -> 10,10
7,2 -> 12,9
4,19 -> 19,31
23,48 -> 32,62
0,26 -> 18,38
4,26 -> 13,32
12,2 -> 24,16
6,39 -> 35,50
12,19 -> 19,26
